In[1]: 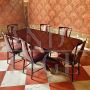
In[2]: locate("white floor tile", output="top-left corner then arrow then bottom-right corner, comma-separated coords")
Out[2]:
25,83 -> 50,90
0,60 -> 9,71
47,71 -> 69,83
15,54 -> 22,60
1,70 -> 26,87
1,46 -> 7,52
27,62 -> 44,70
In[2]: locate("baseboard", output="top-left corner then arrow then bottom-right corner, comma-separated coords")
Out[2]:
84,48 -> 90,51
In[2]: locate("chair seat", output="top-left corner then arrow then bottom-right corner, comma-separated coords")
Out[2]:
58,53 -> 77,65
28,47 -> 45,62
46,56 -> 65,73
46,56 -> 63,66
12,48 -> 22,54
9,39 -> 22,54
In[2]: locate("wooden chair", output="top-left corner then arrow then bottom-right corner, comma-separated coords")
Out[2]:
40,24 -> 50,32
46,55 -> 65,74
58,27 -> 72,37
50,27 -> 72,63
21,39 -> 47,79
2,32 -> 22,69
39,24 -> 50,53
59,40 -> 86,81
46,40 -> 86,81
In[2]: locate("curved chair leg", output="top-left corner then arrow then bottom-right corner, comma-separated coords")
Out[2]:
31,62 -> 34,79
13,53 -> 15,69
46,65 -> 51,71
23,59 -> 25,73
72,64 -> 74,81
7,52 -> 12,65
78,62 -> 80,75
7,52 -> 10,64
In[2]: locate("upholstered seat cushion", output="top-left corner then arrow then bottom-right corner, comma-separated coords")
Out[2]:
46,56 -> 65,73
28,46 -> 45,62
34,46 -> 44,53
58,53 -> 77,65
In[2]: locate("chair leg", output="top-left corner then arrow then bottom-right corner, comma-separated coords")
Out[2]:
23,59 -> 25,73
31,62 -> 33,79
13,54 -> 15,69
18,53 -> 21,57
7,52 -> 9,64
72,64 -> 74,81
55,64 -> 59,73
78,62 -> 80,75
46,65 -> 51,71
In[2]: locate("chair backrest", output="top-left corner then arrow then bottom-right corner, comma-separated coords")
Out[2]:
7,24 -> 18,35
58,27 -> 72,37
75,40 -> 86,62
67,28 -> 72,37
40,24 -> 50,32
7,24 -> 19,46
2,32 -> 12,52
21,39 -> 33,61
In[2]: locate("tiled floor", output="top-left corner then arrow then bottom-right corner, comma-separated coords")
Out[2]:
0,41 -> 90,90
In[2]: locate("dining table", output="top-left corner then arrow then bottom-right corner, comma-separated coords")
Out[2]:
15,28 -> 83,53
7,28 -> 83,73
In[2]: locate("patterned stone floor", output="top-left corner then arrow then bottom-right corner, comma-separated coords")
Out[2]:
0,41 -> 90,90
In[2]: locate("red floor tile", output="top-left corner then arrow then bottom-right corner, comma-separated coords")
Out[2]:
7,60 -> 24,71
0,85 -> 25,90
25,69 -> 48,85
0,71 -> 6,85
49,81 -> 75,90
0,51 -> 90,89
81,56 -> 90,66
68,66 -> 90,81
74,66 -> 90,81
0,52 -> 13,61
0,52 -> 7,60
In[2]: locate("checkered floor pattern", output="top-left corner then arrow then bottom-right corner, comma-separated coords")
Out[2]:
0,50 -> 90,90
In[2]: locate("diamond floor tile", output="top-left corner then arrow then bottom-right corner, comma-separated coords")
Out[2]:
1,71 -> 26,87
0,49 -> 90,90
25,83 -> 50,90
